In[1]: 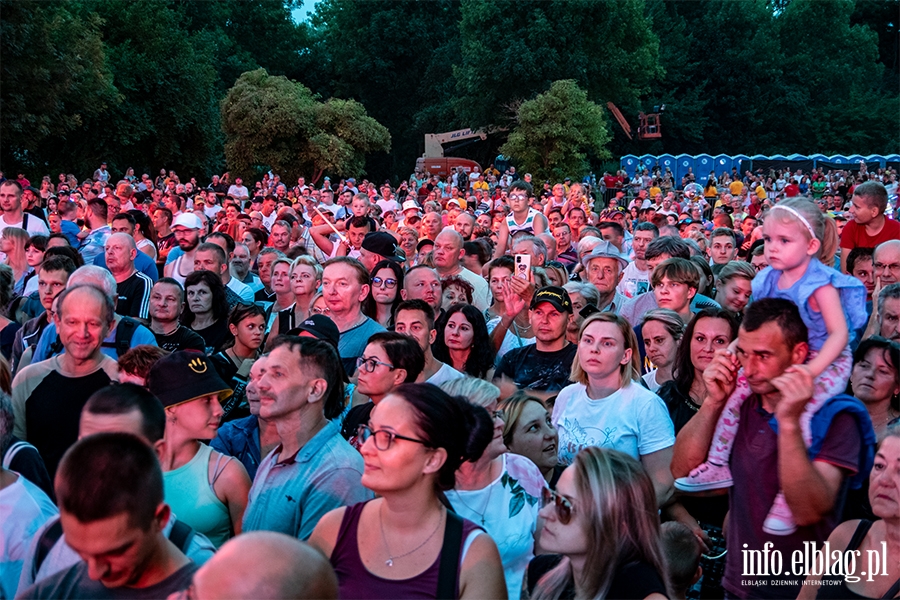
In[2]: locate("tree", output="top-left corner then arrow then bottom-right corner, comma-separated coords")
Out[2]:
0,0 -> 117,172
499,80 -> 610,182
221,69 -> 391,183
454,0 -> 661,130
307,0 -> 461,180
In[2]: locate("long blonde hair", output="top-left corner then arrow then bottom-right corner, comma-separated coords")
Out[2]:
531,447 -> 671,599
570,312 -> 642,386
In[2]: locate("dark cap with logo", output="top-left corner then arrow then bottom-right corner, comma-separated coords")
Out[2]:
530,286 -> 573,313
362,231 -> 401,260
148,350 -> 232,409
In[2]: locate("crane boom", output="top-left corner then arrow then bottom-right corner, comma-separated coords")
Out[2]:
424,128 -> 488,157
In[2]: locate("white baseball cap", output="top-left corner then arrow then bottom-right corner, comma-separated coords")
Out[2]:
172,213 -> 203,230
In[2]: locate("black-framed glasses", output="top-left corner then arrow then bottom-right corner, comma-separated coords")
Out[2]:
356,356 -> 395,373
372,276 -> 398,289
357,424 -> 430,451
541,487 -> 574,525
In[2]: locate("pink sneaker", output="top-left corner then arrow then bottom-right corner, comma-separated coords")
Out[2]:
674,461 -> 734,492
763,492 -> 797,536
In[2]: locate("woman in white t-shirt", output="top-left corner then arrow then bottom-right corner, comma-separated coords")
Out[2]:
552,312 -> 675,506
442,377 -> 546,600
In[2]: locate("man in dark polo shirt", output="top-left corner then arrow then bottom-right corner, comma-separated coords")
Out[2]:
672,298 -> 872,599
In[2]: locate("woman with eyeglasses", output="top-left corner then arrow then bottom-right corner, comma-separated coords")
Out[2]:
267,256 -> 323,345
442,377 -> 546,600
525,447 -> 670,599
341,332 -> 425,448
309,382 -> 506,599
363,259 -> 404,328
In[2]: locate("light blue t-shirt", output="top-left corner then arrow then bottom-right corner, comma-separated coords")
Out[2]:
242,420 -> 372,540
1,475 -> 57,599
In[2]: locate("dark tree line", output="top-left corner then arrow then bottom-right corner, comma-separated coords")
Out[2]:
2,0 -> 897,183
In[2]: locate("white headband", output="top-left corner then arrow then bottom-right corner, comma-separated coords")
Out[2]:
770,204 -> 817,239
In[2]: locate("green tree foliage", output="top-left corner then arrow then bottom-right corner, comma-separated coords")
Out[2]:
307,0 -> 461,179
221,69 -> 391,183
454,0 -> 661,130
0,0 -> 117,169
499,80 -> 610,182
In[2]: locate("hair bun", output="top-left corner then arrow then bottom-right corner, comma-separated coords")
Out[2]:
454,395 -> 494,463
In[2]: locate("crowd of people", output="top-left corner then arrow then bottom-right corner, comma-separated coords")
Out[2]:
1,160 -> 900,600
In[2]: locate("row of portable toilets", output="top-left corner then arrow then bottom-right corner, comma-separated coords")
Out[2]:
620,154 -> 900,181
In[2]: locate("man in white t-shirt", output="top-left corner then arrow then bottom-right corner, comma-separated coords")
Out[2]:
227,178 -> 249,202
0,181 -> 49,236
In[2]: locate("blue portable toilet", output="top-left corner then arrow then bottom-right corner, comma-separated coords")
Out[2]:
621,155 -> 640,177
830,155 -> 849,164
848,155 -> 866,167
770,154 -> 787,162
810,154 -> 828,168
675,154 -> 695,182
886,154 -> 900,162
866,155 -> 886,169
658,154 -> 676,175
695,154 -> 714,176
714,154 -> 732,176
733,154 -> 750,174
639,155 -> 656,173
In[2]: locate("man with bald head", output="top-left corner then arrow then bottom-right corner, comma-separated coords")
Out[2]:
430,229 -> 491,310
873,239 -> 900,287
104,232 -> 153,319
190,531 -> 338,600
401,265 -> 443,318
419,211 -> 443,241
454,212 -> 476,241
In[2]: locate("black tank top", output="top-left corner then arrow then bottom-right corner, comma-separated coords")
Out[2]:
817,520 -> 900,599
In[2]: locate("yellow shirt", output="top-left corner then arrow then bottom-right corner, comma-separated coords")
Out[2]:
649,186 -> 661,198
472,180 -> 489,192
755,185 -> 766,201
729,180 -> 744,195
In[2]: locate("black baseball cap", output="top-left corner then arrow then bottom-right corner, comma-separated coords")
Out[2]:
286,315 -> 349,382
530,286 -> 573,313
148,351 -> 232,409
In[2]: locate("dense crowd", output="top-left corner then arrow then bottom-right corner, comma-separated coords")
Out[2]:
1,160 -> 900,600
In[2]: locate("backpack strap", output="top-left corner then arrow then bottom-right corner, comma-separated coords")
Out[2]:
100,317 -> 137,357
32,518 -> 64,579
436,510 -> 464,600
168,519 -> 195,554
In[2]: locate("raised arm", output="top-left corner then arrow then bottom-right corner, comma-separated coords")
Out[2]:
671,350 -> 737,478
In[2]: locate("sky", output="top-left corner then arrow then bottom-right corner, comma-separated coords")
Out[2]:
291,2 -> 314,23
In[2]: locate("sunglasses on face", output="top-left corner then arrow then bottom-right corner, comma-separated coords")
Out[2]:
541,487 -> 574,525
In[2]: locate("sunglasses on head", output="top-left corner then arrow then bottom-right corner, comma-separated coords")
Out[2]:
541,487 -> 574,525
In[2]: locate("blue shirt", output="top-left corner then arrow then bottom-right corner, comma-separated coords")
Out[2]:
242,420 -> 372,540
211,416 -> 262,480
59,221 -> 81,247
77,226 -> 110,265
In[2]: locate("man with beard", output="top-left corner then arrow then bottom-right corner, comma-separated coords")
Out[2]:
164,213 -> 203,286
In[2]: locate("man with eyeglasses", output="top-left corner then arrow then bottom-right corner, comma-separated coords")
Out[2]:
242,336 -> 371,539
873,240 -> 900,287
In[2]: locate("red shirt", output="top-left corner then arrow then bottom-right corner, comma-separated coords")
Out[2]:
840,218 -> 900,249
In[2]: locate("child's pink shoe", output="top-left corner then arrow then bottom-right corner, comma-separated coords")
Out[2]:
763,492 -> 797,536
674,461 -> 734,492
